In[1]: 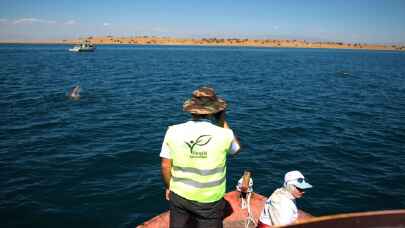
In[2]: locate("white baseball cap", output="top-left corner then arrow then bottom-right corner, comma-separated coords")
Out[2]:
284,170 -> 313,189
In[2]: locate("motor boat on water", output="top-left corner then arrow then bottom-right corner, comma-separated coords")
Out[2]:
69,40 -> 95,52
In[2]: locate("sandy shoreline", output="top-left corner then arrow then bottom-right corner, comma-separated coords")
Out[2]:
1,36 -> 404,51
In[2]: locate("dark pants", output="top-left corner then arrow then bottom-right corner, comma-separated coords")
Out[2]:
169,191 -> 225,228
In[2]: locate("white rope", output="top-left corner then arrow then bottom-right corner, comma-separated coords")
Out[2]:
244,193 -> 257,228
241,196 -> 247,209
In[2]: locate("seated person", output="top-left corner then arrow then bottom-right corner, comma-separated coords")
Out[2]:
258,170 -> 313,227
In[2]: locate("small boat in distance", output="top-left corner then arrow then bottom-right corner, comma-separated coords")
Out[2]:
69,40 -> 96,52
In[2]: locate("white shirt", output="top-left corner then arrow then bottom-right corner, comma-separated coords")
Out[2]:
259,187 -> 298,226
160,120 -> 240,159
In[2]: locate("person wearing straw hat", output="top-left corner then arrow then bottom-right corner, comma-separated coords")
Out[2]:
160,86 -> 241,228
258,170 -> 313,227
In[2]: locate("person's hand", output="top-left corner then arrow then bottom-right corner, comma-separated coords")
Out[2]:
165,189 -> 170,201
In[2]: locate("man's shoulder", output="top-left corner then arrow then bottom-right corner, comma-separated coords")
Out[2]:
167,121 -> 191,130
270,188 -> 292,202
167,121 -> 234,137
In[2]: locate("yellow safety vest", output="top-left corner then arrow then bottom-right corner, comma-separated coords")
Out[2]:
165,121 -> 234,203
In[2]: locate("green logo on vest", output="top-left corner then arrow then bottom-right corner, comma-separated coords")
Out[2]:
185,135 -> 212,158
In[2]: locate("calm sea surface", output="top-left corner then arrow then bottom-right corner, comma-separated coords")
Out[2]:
1,44 -> 405,227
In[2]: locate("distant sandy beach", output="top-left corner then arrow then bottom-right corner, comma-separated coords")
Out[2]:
2,36 -> 404,51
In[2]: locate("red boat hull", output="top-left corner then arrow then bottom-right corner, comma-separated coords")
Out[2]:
137,191 -> 267,228
137,190 -> 405,228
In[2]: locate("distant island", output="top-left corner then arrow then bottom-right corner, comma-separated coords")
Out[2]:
3,36 -> 405,51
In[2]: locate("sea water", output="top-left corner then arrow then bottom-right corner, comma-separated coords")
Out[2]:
1,44 -> 405,227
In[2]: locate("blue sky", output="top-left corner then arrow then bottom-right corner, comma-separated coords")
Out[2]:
1,0 -> 405,44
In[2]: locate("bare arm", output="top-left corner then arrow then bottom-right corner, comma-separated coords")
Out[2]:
161,157 -> 172,200
216,111 -> 241,154
161,158 -> 172,189
296,210 -> 315,223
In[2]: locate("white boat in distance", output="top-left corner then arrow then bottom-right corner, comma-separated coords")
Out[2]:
69,40 -> 96,52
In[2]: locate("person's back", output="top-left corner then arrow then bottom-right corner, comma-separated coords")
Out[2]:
160,86 -> 241,228
259,187 -> 297,226
165,120 -> 235,202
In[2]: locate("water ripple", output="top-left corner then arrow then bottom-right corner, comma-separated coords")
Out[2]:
1,45 -> 405,227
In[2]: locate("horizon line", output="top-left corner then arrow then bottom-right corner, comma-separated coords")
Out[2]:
1,35 -> 405,46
